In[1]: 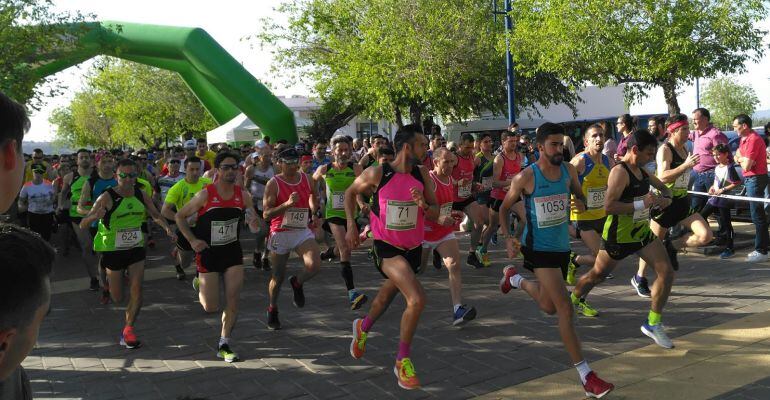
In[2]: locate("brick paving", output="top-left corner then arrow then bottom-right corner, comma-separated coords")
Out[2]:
25,225 -> 770,399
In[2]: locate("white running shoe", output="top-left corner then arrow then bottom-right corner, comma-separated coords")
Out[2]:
746,251 -> 769,263
641,323 -> 674,349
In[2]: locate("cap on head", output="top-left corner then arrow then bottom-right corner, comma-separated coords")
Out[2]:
184,139 -> 197,149
278,148 -> 300,162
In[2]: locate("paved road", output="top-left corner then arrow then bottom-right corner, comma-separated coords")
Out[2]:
25,223 -> 770,399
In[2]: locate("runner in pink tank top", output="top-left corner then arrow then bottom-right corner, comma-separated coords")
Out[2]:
342,124 -> 441,390
421,148 -> 477,326
262,148 -> 322,331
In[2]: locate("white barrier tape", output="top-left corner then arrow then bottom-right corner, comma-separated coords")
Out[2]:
688,190 -> 770,204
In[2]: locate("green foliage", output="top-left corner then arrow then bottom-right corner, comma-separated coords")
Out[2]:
508,0 -> 768,115
256,0 -> 579,127
701,77 -> 760,130
0,0 -> 92,108
50,58 -> 217,148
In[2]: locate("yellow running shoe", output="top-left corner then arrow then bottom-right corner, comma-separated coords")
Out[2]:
350,318 -> 367,359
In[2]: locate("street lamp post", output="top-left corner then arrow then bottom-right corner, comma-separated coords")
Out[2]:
493,0 -> 516,125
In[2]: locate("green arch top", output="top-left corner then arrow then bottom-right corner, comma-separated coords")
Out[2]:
30,21 -> 297,144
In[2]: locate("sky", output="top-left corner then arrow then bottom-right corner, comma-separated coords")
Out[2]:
24,0 -> 770,142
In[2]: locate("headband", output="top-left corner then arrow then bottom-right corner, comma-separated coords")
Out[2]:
666,120 -> 688,133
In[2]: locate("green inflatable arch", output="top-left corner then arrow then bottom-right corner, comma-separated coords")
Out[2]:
30,21 -> 297,143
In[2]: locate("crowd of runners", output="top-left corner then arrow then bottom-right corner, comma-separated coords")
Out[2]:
9,100 -> 770,398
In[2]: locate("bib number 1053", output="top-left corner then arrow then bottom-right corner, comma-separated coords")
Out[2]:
533,194 -> 568,228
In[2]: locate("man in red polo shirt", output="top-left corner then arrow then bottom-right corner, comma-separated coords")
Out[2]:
734,114 -> 769,262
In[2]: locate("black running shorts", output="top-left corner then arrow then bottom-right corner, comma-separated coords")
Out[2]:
372,240 -> 422,279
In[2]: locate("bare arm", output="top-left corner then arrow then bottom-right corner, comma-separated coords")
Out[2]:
17,188 -> 28,212
492,155 -> 509,188
417,165 -> 440,221
345,166 -> 381,249
141,190 -> 172,234
175,189 -> 208,244
80,192 -> 111,229
656,145 -> 695,183
262,178 -> 296,220
58,172 -> 73,210
499,168 -> 533,234
570,152 -> 586,175
567,163 -> 586,211
308,173 -> 320,216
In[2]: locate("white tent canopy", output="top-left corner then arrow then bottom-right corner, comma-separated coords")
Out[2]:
206,113 -> 261,144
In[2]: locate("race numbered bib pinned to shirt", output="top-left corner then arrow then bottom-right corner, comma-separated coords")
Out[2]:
281,208 -> 309,229
481,177 -> 493,192
386,200 -> 418,231
211,218 -> 239,246
115,228 -> 143,249
533,193 -> 568,228
330,191 -> 345,209
632,196 -> 650,222
439,202 -> 453,218
458,181 -> 472,198
586,187 -> 607,209
674,171 -> 690,190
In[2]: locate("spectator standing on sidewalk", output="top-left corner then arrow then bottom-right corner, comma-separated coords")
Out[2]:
733,114 -> 769,262
689,108 -> 730,213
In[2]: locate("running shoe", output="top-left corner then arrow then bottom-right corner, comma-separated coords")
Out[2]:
500,265 -> 518,294
192,276 -> 200,292
171,247 -> 178,259
289,275 -> 305,308
452,305 -> 477,326
664,238 -> 679,271
394,358 -> 420,390
565,252 -> 579,285
746,250 -> 769,263
491,232 -> 498,246
367,248 -> 374,260
349,290 -> 368,310
432,250 -> 442,270
147,239 -> 156,249
262,256 -> 271,272
583,371 -> 614,398
720,248 -> 735,259
641,322 -> 674,349
89,277 -> 99,291
474,247 -> 487,267
575,299 -> 599,317
267,308 -> 281,330
99,288 -> 110,305
217,344 -> 239,363
359,225 -> 372,242
349,318 -> 367,359
120,327 -> 141,349
630,275 -> 651,298
252,252 -> 262,269
467,252 -> 484,269
321,247 -> 336,262
174,265 -> 186,281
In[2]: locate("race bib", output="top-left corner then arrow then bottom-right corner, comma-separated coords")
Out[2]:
481,177 -> 493,192
115,228 -> 142,249
586,187 -> 607,209
632,196 -> 650,222
386,200 -> 418,231
330,191 -> 345,209
211,218 -> 239,246
439,202 -> 453,218
458,181 -> 472,198
674,171 -> 689,190
533,193 -> 568,228
281,208 -> 309,229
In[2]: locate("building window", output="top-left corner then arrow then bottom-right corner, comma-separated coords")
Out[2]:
357,121 -> 378,137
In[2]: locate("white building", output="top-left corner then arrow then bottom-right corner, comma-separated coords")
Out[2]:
278,95 -> 397,140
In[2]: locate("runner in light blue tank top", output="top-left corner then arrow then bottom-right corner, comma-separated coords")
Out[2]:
522,160 -> 571,252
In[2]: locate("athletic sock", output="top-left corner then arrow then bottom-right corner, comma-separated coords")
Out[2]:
218,337 -> 229,348
267,305 -> 277,313
570,292 -> 581,305
575,360 -> 592,384
291,277 -> 302,289
648,310 -> 662,326
396,341 -> 411,361
340,261 -> 354,290
361,315 -> 374,332
509,274 -> 524,289
453,304 -> 462,314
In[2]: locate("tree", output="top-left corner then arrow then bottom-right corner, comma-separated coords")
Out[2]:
509,0 -> 768,115
304,92 -> 363,142
701,77 -> 760,130
0,0 -> 92,108
50,58 -> 217,148
256,0 -> 580,128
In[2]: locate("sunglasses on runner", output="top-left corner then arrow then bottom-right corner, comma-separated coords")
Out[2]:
118,172 -> 139,179
281,158 -> 299,165
219,164 -> 238,171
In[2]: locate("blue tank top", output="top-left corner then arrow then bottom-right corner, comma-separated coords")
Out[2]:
523,163 -> 571,252
89,176 -> 118,227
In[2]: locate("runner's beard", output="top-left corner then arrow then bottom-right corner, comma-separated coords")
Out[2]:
548,154 -> 563,166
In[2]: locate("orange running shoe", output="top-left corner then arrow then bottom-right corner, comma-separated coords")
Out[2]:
393,358 -> 420,390
349,318 -> 367,359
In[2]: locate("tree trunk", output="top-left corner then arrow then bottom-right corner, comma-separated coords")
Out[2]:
661,79 -> 681,116
409,102 -> 423,127
394,107 -> 404,128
